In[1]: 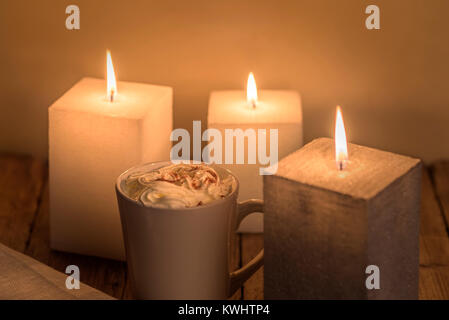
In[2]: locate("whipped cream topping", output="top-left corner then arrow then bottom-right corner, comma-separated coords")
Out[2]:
124,164 -> 235,209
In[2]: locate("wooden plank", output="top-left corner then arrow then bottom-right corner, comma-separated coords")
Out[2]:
420,167 -> 449,266
421,167 -> 449,237
419,167 -> 449,299
419,266 -> 449,300
25,182 -> 127,299
431,161 -> 449,231
0,243 -> 112,300
3,154 -> 449,300
0,154 -> 46,252
241,234 -> 263,300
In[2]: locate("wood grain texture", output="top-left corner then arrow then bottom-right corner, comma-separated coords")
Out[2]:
431,162 -> 449,233
0,242 -> 112,299
0,154 -> 46,252
419,165 -> 449,299
25,183 -> 127,299
1,155 -> 449,299
241,234 -> 264,300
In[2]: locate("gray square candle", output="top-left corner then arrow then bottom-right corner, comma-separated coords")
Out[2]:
264,137 -> 421,299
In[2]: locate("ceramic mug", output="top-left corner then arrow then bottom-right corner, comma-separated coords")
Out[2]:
115,161 -> 264,299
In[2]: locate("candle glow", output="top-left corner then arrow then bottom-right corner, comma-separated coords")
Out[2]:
106,50 -> 117,102
247,72 -> 258,108
335,106 -> 348,170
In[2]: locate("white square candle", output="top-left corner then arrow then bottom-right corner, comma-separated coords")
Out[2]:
49,77 -> 172,260
208,89 -> 302,232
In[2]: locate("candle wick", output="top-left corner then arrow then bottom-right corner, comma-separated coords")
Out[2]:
109,90 -> 115,103
252,100 -> 256,109
339,161 -> 343,171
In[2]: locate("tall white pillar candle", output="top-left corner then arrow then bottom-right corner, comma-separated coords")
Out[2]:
49,75 -> 172,260
208,74 -> 302,232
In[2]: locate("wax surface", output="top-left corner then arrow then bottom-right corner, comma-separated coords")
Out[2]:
49,77 -> 172,260
277,138 -> 421,199
208,90 -> 302,232
208,90 -> 302,124
52,77 -> 171,119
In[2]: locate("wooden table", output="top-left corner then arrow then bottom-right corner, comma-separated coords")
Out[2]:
0,154 -> 448,299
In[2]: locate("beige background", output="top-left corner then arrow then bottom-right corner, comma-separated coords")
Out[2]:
1,0 -> 448,163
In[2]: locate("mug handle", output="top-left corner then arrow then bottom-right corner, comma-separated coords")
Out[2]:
228,199 -> 264,296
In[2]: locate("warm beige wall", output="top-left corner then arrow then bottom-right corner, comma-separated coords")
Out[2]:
1,0 -> 449,162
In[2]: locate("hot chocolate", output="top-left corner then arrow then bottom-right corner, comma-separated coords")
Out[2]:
123,163 -> 235,209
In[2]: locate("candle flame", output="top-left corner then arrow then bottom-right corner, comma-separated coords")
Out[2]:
106,50 -> 117,102
247,72 -> 258,108
335,106 -> 348,170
